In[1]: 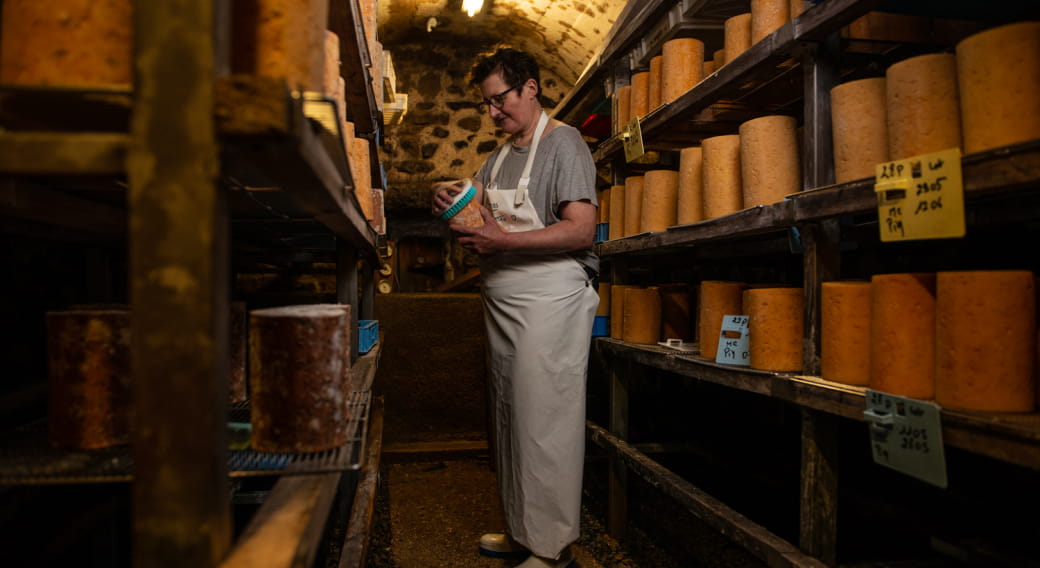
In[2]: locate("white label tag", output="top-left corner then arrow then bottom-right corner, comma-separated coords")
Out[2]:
714,315 -> 750,366
864,390 -> 947,488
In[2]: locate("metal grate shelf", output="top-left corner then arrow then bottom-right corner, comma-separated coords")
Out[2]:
0,390 -> 371,485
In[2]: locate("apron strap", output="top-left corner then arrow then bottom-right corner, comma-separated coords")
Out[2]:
486,111 -> 550,205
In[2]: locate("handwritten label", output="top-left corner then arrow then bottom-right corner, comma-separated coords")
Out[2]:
874,148 -> 965,242
714,315 -> 750,366
622,117 -> 645,163
863,390 -> 947,488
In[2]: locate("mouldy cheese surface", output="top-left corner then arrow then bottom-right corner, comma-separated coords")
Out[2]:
662,38 -> 704,104
725,13 -> 753,65
751,0 -> 790,44
936,271 -> 1036,412
698,281 -> 747,358
831,77 -> 889,183
870,273 -> 936,399
649,56 -> 664,109
623,176 -> 645,237
702,135 -> 744,219
630,71 -> 651,119
821,281 -> 871,386
886,53 -> 961,160
641,170 -> 680,232
608,185 -> 626,241
955,21 -> 1040,154
46,310 -> 131,449
677,147 -> 705,225
1,0 -> 132,87
740,115 -> 800,207
623,287 -> 662,345
250,305 -> 351,452
745,288 -> 803,372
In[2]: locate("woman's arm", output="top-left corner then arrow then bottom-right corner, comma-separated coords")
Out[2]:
453,199 -> 596,255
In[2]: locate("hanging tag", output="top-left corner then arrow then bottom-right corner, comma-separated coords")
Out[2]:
864,390 -> 948,488
714,315 -> 750,366
874,148 -> 965,242
514,179 -> 529,206
622,117 -> 645,163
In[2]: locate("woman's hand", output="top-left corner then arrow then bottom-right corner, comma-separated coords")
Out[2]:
453,206 -> 508,255
430,179 -> 468,216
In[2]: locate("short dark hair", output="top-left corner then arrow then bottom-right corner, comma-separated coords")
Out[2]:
470,48 -> 541,96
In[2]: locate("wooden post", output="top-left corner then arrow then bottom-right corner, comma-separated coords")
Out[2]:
337,238 -> 360,362
608,353 -> 630,539
128,1 -> 231,566
798,32 -> 841,566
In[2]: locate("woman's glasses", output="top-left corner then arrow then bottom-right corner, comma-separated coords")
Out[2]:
478,85 -> 518,110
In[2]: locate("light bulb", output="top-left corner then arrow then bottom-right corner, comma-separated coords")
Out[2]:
463,0 -> 483,17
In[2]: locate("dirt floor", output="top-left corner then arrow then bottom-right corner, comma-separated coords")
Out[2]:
365,454 -> 768,568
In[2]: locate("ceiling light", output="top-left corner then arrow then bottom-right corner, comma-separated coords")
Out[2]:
463,0 -> 483,17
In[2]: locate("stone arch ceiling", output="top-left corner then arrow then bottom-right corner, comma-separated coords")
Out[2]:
376,0 -> 629,86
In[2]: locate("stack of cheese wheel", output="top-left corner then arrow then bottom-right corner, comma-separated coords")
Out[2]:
751,0 -> 790,43
649,56 -> 664,109
1,0 -> 133,88
232,0 -> 329,92
870,273 -> 936,399
660,284 -> 694,342
886,53 -> 962,160
745,287 -> 803,371
698,281 -> 747,358
702,134 -> 744,219
641,170 -> 680,232
677,147 -> 705,225
250,304 -> 352,452
821,281 -> 871,385
740,115 -> 800,207
610,284 -> 636,339
725,13 -> 753,64
616,85 -> 633,133
624,175 -> 645,237
955,21 -> 1040,155
230,301 -> 249,404
623,287 -> 662,344
46,309 -> 132,449
662,37 -> 704,104
608,184 -> 626,240
630,71 -> 651,119
936,271 -> 1036,412
831,77 -> 889,183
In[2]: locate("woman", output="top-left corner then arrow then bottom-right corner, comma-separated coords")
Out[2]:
432,48 -> 599,568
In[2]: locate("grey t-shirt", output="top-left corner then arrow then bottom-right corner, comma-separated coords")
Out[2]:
474,122 -> 599,274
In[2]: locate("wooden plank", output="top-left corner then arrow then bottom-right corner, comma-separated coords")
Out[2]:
0,132 -> 128,175
221,473 -> 343,568
129,0 -> 232,566
587,421 -> 830,568
339,396 -> 385,568
381,439 -> 488,456
799,409 -> 839,565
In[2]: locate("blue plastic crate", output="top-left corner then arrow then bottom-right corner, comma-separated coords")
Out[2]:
595,222 -> 609,243
591,315 -> 609,337
358,320 -> 379,354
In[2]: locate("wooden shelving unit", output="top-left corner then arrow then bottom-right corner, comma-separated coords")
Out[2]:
0,1 -> 385,566
563,0 -> 1040,565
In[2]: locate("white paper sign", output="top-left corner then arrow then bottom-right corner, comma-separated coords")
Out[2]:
863,390 -> 947,488
714,315 -> 750,366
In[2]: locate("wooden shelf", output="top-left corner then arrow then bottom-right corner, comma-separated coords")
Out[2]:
596,338 -> 1040,471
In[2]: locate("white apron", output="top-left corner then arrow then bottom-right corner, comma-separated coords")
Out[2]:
481,111 -> 600,559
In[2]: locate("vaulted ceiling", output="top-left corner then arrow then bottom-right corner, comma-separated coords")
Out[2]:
376,0 -> 629,86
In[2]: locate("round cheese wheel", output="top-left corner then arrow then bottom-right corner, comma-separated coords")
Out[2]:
649,56 -> 664,109
725,13 -> 753,64
641,170 -> 680,232
821,281 -> 872,385
702,134 -> 744,219
745,288 -> 804,372
623,176 -> 645,237
677,146 -> 705,225
660,284 -> 694,342
630,71 -> 651,119
955,21 -> 1040,154
662,38 -> 705,104
703,60 -> 717,77
831,77 -> 889,183
611,285 -> 637,339
740,115 -> 800,207
597,283 -> 612,317
751,0 -> 790,44
936,271 -> 1036,412
870,273 -> 936,399
234,0 -> 329,91
623,287 -> 662,344
886,53 -> 962,160
698,281 -> 747,358
616,85 -> 632,132
608,185 -> 626,241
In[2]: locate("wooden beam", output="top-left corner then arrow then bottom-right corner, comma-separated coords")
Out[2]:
0,132 -> 128,176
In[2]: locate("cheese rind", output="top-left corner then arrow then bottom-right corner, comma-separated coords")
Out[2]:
702,134 -> 744,219
870,273 -> 936,399
955,21 -> 1040,154
821,281 -> 871,385
616,86 -> 632,133
641,170 -> 680,232
698,281 -> 748,358
623,287 -> 663,345
649,56 -> 664,110
630,71 -> 651,119
662,38 -> 705,104
677,147 -> 705,225
725,13 -> 753,64
660,284 -> 694,342
745,288 -> 804,371
886,53 -> 962,160
936,271 -> 1036,412
608,185 -> 626,241
623,176 -> 645,237
831,78 -> 889,183
751,0 -> 790,44
740,115 -> 800,207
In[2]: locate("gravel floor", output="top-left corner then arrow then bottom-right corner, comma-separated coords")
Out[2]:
366,456 -> 766,568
